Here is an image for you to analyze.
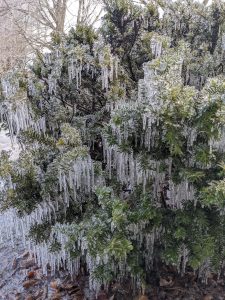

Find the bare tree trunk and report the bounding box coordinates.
[77,0,84,25]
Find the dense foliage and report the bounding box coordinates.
[2,0,225,294]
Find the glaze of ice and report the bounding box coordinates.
[0,131,25,298]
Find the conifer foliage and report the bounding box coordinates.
[1,0,225,294]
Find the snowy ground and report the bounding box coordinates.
[0,130,19,159]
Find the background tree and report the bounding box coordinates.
[0,0,103,72]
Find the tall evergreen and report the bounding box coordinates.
[1,0,225,295]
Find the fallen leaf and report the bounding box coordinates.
[23,279,39,289]
[138,296,149,300]
[159,277,173,287]
[203,295,213,300]
[50,280,61,290]
[27,271,36,279]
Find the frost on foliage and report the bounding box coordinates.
[166,180,195,209]
[0,210,79,275]
[94,43,119,90]
[27,222,162,289]
[56,126,94,203]
[58,155,94,204]
[128,222,163,268]
[0,69,46,141]
[137,46,185,149]
[0,157,93,276]
[47,49,63,94]
[33,225,80,275]
[150,34,170,58]
[1,71,20,99]
[0,101,46,140]
[68,46,85,88]
[138,62,158,106]
[67,43,118,90]
[103,139,195,207]
[203,78,225,153]
[210,130,225,152]
[68,57,82,88]
[102,43,196,208]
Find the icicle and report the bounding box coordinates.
[0,101,46,140]
[198,259,211,284]
[209,128,225,153]
[44,52,52,65]
[114,56,119,79]
[1,71,20,99]
[166,180,195,209]
[101,66,109,90]
[151,37,162,57]
[58,155,94,205]
[68,58,82,88]
[222,34,225,51]
[95,43,118,90]
[178,244,189,276]
[102,137,168,195]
